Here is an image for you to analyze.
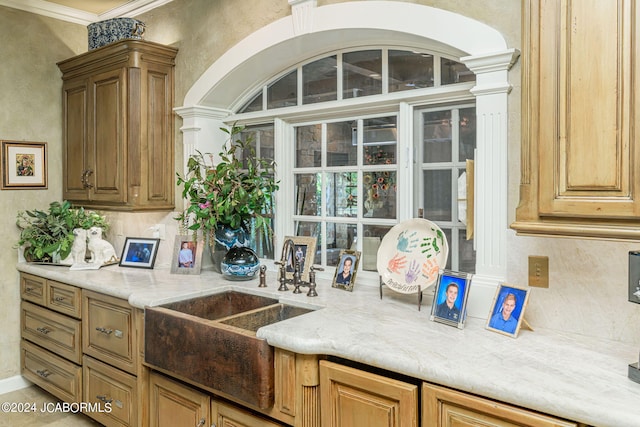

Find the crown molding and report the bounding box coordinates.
[0,0,173,25]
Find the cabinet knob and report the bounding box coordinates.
[81,169,94,189]
[196,418,206,427]
[36,326,51,335]
[54,296,65,302]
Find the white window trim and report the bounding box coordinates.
[175,1,519,318]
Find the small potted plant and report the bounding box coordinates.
[176,124,279,275]
[15,200,109,263]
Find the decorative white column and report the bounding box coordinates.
[174,106,232,175]
[461,48,520,317]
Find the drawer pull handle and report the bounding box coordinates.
[54,296,65,302]
[197,418,206,427]
[25,286,34,292]
[96,395,113,404]
[95,327,113,335]
[36,369,51,378]
[81,169,94,189]
[36,327,51,335]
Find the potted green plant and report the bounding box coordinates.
[176,124,279,272]
[15,200,109,263]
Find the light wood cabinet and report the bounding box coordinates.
[83,289,139,375]
[84,355,138,427]
[57,40,177,211]
[149,371,210,427]
[19,274,83,402]
[513,0,640,239]
[319,360,418,427]
[422,383,579,427]
[212,399,286,427]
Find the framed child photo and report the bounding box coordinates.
[171,236,204,275]
[486,283,530,338]
[282,236,317,282]
[332,250,361,292]
[430,270,472,329]
[119,237,160,269]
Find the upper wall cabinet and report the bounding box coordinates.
[513,0,640,239]
[57,40,178,211]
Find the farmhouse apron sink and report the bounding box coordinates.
[144,291,313,409]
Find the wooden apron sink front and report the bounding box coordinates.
[144,291,313,409]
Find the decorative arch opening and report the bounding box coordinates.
[175,0,519,318]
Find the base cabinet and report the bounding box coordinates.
[148,371,285,427]
[421,383,580,427]
[319,360,418,427]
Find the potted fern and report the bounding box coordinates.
[15,200,109,263]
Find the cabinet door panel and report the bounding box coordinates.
[149,371,210,427]
[320,360,417,427]
[62,79,89,200]
[537,0,639,217]
[91,68,126,203]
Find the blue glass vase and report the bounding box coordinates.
[221,247,260,280]
[209,226,249,274]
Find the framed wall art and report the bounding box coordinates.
[1,140,47,189]
[282,236,317,283]
[486,283,530,338]
[430,270,472,329]
[119,237,160,269]
[171,236,204,275]
[332,249,361,291]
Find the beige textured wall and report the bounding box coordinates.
[0,6,86,379]
[2,0,638,384]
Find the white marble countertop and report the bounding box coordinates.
[16,263,640,427]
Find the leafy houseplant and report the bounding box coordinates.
[16,200,109,262]
[176,124,279,244]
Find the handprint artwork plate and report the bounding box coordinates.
[376,218,449,294]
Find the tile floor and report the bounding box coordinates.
[0,386,100,426]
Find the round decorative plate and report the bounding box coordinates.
[376,218,449,294]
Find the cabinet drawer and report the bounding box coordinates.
[21,301,82,364]
[21,340,82,403]
[48,280,82,318]
[83,355,137,427]
[83,290,137,375]
[20,273,46,306]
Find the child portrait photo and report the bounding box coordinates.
[486,283,530,337]
[430,270,472,328]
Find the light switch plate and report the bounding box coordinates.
[528,255,549,288]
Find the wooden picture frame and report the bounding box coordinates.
[332,249,361,291]
[486,283,530,338]
[430,270,472,329]
[1,140,47,189]
[118,237,160,269]
[170,236,204,275]
[283,235,317,282]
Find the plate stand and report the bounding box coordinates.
[379,275,424,311]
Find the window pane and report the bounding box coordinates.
[388,50,434,92]
[268,69,297,109]
[423,110,452,163]
[364,171,396,219]
[295,173,321,216]
[303,56,337,104]
[326,223,357,265]
[296,124,322,167]
[343,50,382,99]
[423,170,451,221]
[459,107,476,162]
[327,121,357,166]
[441,59,475,85]
[362,225,392,271]
[326,172,358,217]
[295,221,321,265]
[239,92,263,113]
[442,228,452,270]
[363,116,397,165]
[459,229,476,273]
